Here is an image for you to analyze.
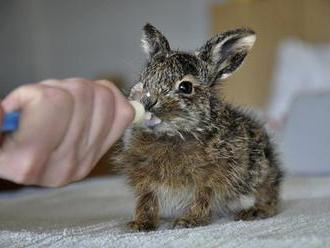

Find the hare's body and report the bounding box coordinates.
[114,24,282,231]
[117,102,281,229]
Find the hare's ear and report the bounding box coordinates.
[196,28,256,84]
[141,23,171,58]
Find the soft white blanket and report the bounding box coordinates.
[0,176,329,248]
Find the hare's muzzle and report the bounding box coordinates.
[144,112,162,127]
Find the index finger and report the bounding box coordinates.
[94,80,134,146]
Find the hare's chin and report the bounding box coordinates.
[144,112,162,127]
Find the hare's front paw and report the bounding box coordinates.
[128,220,157,232]
[173,217,208,229]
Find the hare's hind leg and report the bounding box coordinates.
[233,179,280,221]
[233,201,278,221]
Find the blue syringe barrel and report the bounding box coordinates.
[0,112,20,132]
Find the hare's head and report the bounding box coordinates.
[130,23,256,137]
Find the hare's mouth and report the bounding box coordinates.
[144,111,162,127]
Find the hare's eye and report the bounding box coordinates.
[178,81,193,94]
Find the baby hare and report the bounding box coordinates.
[114,23,282,231]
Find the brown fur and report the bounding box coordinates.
[113,24,282,231]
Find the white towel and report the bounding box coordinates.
[1,176,330,248]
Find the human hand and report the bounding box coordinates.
[0,78,133,187]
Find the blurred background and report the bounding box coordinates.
[1,0,330,188]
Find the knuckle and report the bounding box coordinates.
[40,79,61,85]
[17,84,70,105]
[16,84,43,99]
[94,84,115,105]
[42,87,72,105]
[66,80,92,98]
[94,80,117,93]
[95,79,114,87]
[66,77,89,83]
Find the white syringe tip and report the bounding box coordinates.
[129,100,146,124]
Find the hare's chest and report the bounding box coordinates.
[156,185,195,218]
[141,150,193,182]
[125,129,204,180]
[131,145,195,185]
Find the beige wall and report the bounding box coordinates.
[212,0,330,108]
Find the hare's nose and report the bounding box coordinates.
[141,94,158,111]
